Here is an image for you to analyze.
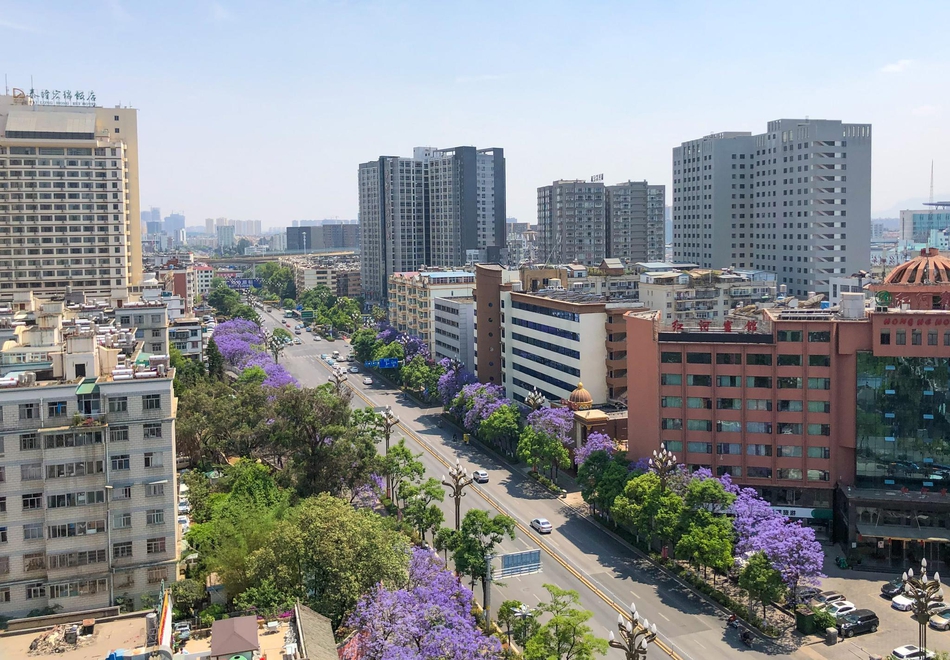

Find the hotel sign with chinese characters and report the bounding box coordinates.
[12,87,97,107]
[669,319,760,333]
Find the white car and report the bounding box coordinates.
[825,601,856,619]
[178,501,190,514]
[891,594,915,611]
[890,645,935,659]
[349,366,359,373]
[362,377,373,385]
[530,518,553,534]
[177,515,189,526]
[472,470,489,483]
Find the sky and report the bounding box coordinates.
[3,0,950,228]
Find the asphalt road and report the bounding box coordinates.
[260,312,800,660]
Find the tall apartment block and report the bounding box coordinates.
[0,299,178,617]
[0,92,143,296]
[672,119,871,297]
[358,146,506,303]
[538,179,665,266]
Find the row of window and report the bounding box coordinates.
[9,566,168,603]
[662,417,830,435]
[512,348,580,378]
[880,329,950,346]
[511,317,579,342]
[511,300,581,323]
[662,440,829,458]
[511,363,576,393]
[660,396,829,413]
[511,332,581,360]
[660,351,830,367]
[12,394,162,421]
[661,373,830,389]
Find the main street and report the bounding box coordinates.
[260,311,802,660]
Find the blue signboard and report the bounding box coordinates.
[225,278,262,289]
[378,358,400,369]
[364,361,379,368]
[498,549,541,578]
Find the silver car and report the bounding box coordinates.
[530,518,553,534]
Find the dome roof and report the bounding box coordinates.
[568,382,593,407]
[884,248,950,285]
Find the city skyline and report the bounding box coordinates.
[3,1,949,230]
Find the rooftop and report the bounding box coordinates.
[0,615,146,660]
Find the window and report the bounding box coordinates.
[777,377,802,389]
[747,467,772,478]
[147,566,168,584]
[19,403,37,420]
[0,526,6,543]
[688,374,713,387]
[47,401,67,417]
[661,396,682,408]
[146,509,165,525]
[746,353,772,366]
[777,445,802,457]
[896,330,906,345]
[113,512,131,529]
[19,433,39,450]
[778,422,803,435]
[717,397,742,410]
[777,354,801,366]
[945,331,950,346]
[807,377,831,390]
[23,523,43,540]
[144,452,163,469]
[716,353,741,365]
[661,418,682,430]
[746,376,772,388]
[807,331,830,342]
[880,331,891,345]
[0,497,4,513]
[0,557,8,574]
[108,397,127,413]
[0,587,9,603]
[113,486,132,500]
[110,426,129,442]
[716,375,741,387]
[686,352,711,364]
[807,400,831,413]
[746,398,772,411]
[21,463,42,480]
[687,419,712,431]
[661,373,682,386]
[808,354,830,367]
[26,582,46,599]
[807,423,831,436]
[662,441,683,452]
[777,330,802,342]
[687,397,711,409]
[929,331,938,346]
[142,394,161,411]
[747,444,772,456]
[686,442,712,454]
[23,552,45,572]
[144,423,162,439]
[21,493,43,511]
[660,352,682,363]
[778,399,803,412]
[717,465,742,478]
[717,443,742,455]
[146,483,165,497]
[807,446,830,459]
[111,454,130,471]
[113,541,133,559]
[746,421,772,434]
[808,469,830,481]
[146,537,166,554]
[778,468,803,480]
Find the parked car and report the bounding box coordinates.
[796,586,822,603]
[927,601,948,616]
[929,605,950,630]
[178,501,191,514]
[891,594,915,611]
[837,609,879,637]
[362,377,373,385]
[294,329,301,335]
[173,622,191,640]
[472,470,489,483]
[811,591,847,609]
[890,645,935,659]
[826,601,857,619]
[530,518,553,534]
[320,354,329,360]
[882,578,906,599]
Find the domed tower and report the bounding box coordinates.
[870,247,950,310]
[567,382,593,411]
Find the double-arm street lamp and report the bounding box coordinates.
[513,603,538,647]
[441,461,474,530]
[609,602,658,660]
[381,406,399,500]
[903,558,942,654]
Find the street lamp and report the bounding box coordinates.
[525,388,546,411]
[513,603,538,647]
[382,406,399,500]
[649,449,678,492]
[441,461,474,531]
[608,602,658,660]
[329,369,348,394]
[903,558,942,653]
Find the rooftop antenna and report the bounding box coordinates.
[929,160,935,247]
[4,74,8,95]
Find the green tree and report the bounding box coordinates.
[433,526,460,563]
[350,327,380,363]
[612,471,684,549]
[452,509,516,601]
[401,355,431,392]
[498,599,523,648]
[371,305,387,322]
[738,552,786,622]
[208,284,241,316]
[675,516,734,580]
[238,365,267,386]
[205,337,225,381]
[400,477,445,542]
[524,584,608,660]
[383,439,425,507]
[230,303,260,324]
[518,426,570,480]
[170,346,206,393]
[576,452,631,516]
[481,404,522,455]
[170,579,205,618]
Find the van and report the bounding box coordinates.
[837,609,879,638]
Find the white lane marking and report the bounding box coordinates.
[658,612,670,622]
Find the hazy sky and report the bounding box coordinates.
[3,0,949,227]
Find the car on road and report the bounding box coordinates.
[811,591,847,609]
[837,609,879,637]
[293,338,302,345]
[930,605,950,630]
[530,518,553,534]
[349,366,359,373]
[881,577,906,599]
[295,329,301,335]
[891,594,915,611]
[890,645,935,659]
[795,587,822,604]
[173,622,191,640]
[320,354,328,360]
[472,470,489,483]
[327,358,335,365]
[362,377,373,385]
[825,600,857,619]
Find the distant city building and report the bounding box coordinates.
[359,146,506,303]
[672,119,872,297]
[286,224,359,252]
[215,225,236,249]
[870,221,885,240]
[204,218,215,235]
[292,219,358,227]
[145,221,163,235]
[267,233,288,252]
[164,212,185,234]
[899,204,950,243]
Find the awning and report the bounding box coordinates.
[75,379,99,395]
[857,523,950,543]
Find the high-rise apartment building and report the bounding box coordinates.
[163,213,185,234]
[215,225,235,249]
[0,92,143,295]
[538,179,665,266]
[359,146,506,303]
[672,119,871,297]
[204,218,215,235]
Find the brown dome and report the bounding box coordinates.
[884,248,950,285]
[568,382,593,408]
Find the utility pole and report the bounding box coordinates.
[382,406,399,500]
[483,554,494,622]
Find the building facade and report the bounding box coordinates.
[388,270,475,352]
[637,267,776,324]
[0,300,178,617]
[672,119,871,297]
[899,205,950,243]
[215,225,235,250]
[433,296,475,374]
[0,92,143,296]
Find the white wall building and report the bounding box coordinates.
[432,296,475,374]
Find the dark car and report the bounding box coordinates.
[837,609,879,638]
[881,577,905,599]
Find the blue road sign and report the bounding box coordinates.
[378,358,400,369]
[498,549,541,578]
[364,361,379,368]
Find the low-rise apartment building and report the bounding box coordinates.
[389,270,475,351]
[433,296,475,373]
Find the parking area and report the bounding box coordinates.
[810,555,949,659]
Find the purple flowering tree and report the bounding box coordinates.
[376,324,400,346]
[450,383,509,435]
[436,358,476,407]
[732,487,781,555]
[526,407,573,446]
[574,431,614,466]
[399,334,430,363]
[212,318,298,388]
[347,548,501,660]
